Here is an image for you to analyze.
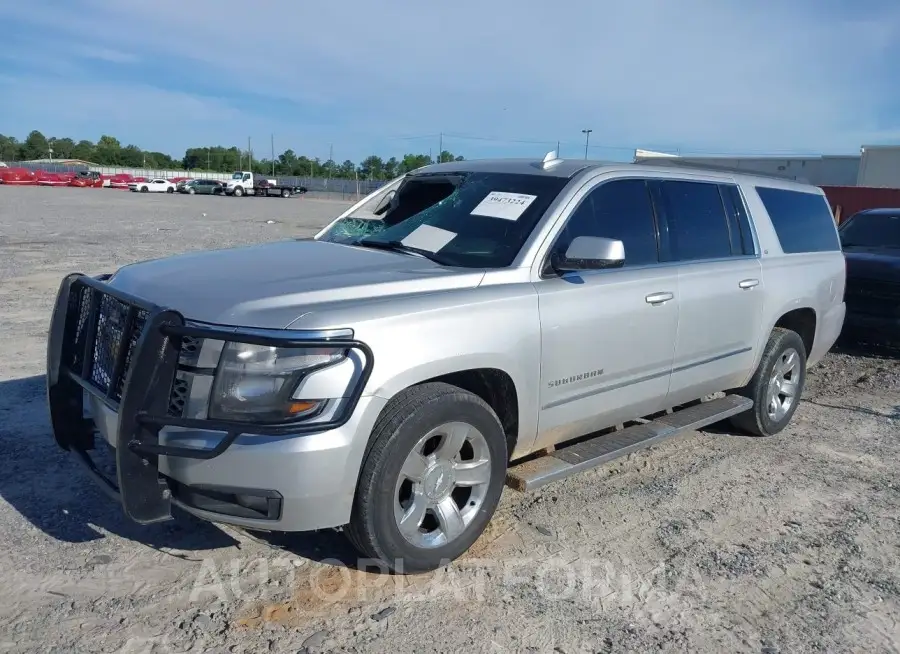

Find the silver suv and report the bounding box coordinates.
[47,153,846,572]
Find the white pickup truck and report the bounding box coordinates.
[47,153,845,573]
[223,170,307,198]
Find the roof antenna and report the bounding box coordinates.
[536,149,562,170]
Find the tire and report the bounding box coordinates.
[140,186,148,193]
[188,187,196,195]
[166,187,174,193]
[346,382,508,574]
[233,186,244,197]
[281,188,290,198]
[729,327,807,437]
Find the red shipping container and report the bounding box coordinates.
[820,185,900,224]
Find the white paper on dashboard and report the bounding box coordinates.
[470,191,537,221]
[400,224,457,252]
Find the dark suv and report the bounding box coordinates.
[838,208,900,345]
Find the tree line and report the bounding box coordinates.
[0,131,466,180]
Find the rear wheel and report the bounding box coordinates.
[346,382,508,573]
[166,187,174,193]
[281,188,291,198]
[730,327,807,437]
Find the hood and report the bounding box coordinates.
[107,239,483,328]
[843,246,900,282]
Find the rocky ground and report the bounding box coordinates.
[1,186,898,653]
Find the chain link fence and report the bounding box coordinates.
[2,161,389,201]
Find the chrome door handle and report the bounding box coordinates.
[645,292,674,305]
[739,278,760,289]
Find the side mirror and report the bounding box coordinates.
[552,236,625,272]
[373,189,397,216]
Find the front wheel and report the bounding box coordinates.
[188,187,196,195]
[730,327,807,437]
[166,187,174,193]
[233,186,244,197]
[346,382,508,573]
[140,186,148,193]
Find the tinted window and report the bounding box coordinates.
[839,212,900,248]
[658,180,733,261]
[554,179,659,265]
[721,184,756,255]
[755,186,840,253]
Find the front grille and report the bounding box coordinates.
[63,282,198,410]
[168,374,192,417]
[846,278,900,318]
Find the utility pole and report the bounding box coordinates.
[248,137,253,171]
[581,129,592,160]
[438,132,443,163]
[556,140,560,156]
[207,148,210,171]
[271,133,275,175]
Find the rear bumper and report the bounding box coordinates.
[47,273,376,531]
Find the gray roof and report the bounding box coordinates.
[411,157,611,178]
[410,156,819,189]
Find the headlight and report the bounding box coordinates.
[209,342,345,423]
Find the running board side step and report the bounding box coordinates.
[505,394,753,492]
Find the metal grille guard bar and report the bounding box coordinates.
[47,272,374,523]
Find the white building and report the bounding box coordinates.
[633,148,860,187]
[856,145,900,188]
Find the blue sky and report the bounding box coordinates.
[1,0,899,164]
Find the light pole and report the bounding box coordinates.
[581,129,592,160]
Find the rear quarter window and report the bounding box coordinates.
[754,186,840,254]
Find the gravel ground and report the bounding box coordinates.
[1,185,898,654]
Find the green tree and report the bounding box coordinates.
[358,155,385,180]
[21,130,49,160]
[49,137,75,159]
[399,153,432,173]
[94,135,123,165]
[0,134,19,161]
[72,140,96,161]
[5,130,467,175]
[384,156,399,179]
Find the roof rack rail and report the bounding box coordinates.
[632,156,809,183]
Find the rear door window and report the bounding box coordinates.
[656,180,734,261]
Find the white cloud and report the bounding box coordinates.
[2,0,900,157]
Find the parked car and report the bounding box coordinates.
[838,208,900,346]
[0,167,37,185]
[46,154,846,573]
[36,171,73,186]
[129,178,176,193]
[180,179,225,195]
[108,174,135,190]
[69,170,105,188]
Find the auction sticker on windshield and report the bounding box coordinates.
[401,224,457,252]
[471,191,537,221]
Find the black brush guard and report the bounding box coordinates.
[46,273,373,524]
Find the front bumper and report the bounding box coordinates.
[47,273,376,530]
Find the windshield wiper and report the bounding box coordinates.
[353,239,451,265]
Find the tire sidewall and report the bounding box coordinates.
[363,393,507,572]
[754,331,807,435]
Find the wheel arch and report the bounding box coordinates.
[370,359,524,461]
